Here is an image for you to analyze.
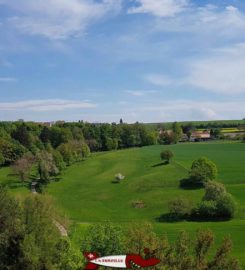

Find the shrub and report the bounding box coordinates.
[192,183,236,220]
[168,197,192,219]
[131,200,145,209]
[160,150,174,164]
[203,181,226,201]
[193,201,217,219]
[190,157,218,185]
[216,194,236,219]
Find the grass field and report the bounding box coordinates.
[1,141,245,265]
[45,142,245,221]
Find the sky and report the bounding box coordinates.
[0,0,245,123]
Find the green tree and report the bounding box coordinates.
[50,127,72,148]
[40,126,51,144]
[126,223,159,255]
[190,157,218,185]
[57,143,74,165]
[54,238,83,270]
[0,139,26,164]
[12,124,32,148]
[53,150,66,171]
[72,126,84,141]
[203,181,226,201]
[21,195,60,269]
[145,132,157,145]
[160,149,174,163]
[37,151,59,182]
[80,142,91,159]
[193,181,236,220]
[216,194,236,219]
[194,201,217,219]
[172,122,183,143]
[82,223,125,256]
[0,187,23,269]
[105,138,118,151]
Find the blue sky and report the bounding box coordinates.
[0,0,245,123]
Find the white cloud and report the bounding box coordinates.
[153,4,245,38]
[128,0,188,17]
[1,0,121,39]
[187,43,245,94]
[0,77,16,82]
[145,74,173,86]
[0,99,96,111]
[125,90,158,96]
[127,99,245,121]
[145,42,245,94]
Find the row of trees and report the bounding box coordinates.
[0,188,240,269]
[11,140,90,184]
[0,121,158,168]
[82,222,240,270]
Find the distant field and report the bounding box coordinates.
[1,142,245,266]
[145,119,245,130]
[196,128,245,134]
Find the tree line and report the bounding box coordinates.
[0,121,160,184]
[0,121,158,166]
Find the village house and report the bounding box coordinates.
[190,130,211,142]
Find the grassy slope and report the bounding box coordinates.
[1,142,245,265]
[47,142,245,221]
[0,167,30,197]
[47,142,245,266]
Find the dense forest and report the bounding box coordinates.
[0,121,158,166]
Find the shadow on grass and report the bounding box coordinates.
[111,180,121,184]
[156,213,232,223]
[155,213,186,223]
[152,161,168,167]
[188,216,232,222]
[179,178,204,190]
[52,177,62,182]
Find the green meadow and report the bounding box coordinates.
[1,141,245,265]
[47,142,245,266]
[46,142,245,221]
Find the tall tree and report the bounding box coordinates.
[11,153,34,184]
[190,157,218,185]
[172,122,183,143]
[82,223,125,256]
[37,151,59,182]
[0,187,23,269]
[12,124,32,148]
